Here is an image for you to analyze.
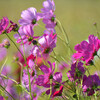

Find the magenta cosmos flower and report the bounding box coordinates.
[19,7,41,26]
[67,61,85,82]
[46,72,64,98]
[0,17,9,34]
[6,20,18,33]
[0,17,18,34]
[14,24,39,44]
[82,74,100,96]
[73,35,100,65]
[36,61,55,86]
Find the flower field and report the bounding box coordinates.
[0,0,100,100]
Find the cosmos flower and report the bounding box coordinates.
[6,21,18,33]
[14,24,39,44]
[38,32,57,56]
[67,61,85,82]
[73,35,100,65]
[36,61,55,86]
[0,17,9,34]
[19,7,40,26]
[41,0,56,33]
[46,72,64,98]
[82,74,100,96]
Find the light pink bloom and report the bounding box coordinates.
[14,24,39,44]
[19,7,41,26]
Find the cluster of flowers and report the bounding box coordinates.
[0,0,100,100]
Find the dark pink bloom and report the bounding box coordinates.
[26,54,36,68]
[14,24,39,44]
[6,21,18,33]
[36,61,55,86]
[67,61,85,82]
[46,72,64,98]
[82,74,100,96]
[53,85,63,97]
[73,35,100,65]
[0,17,9,34]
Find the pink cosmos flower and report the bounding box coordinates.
[19,7,40,26]
[73,35,100,65]
[36,61,55,86]
[82,74,100,96]
[6,21,18,33]
[36,62,64,98]
[14,24,39,44]
[41,0,56,33]
[0,17,18,34]
[26,54,36,68]
[46,72,64,98]
[38,32,57,56]
[67,61,85,82]
[0,17,9,34]
[41,0,55,13]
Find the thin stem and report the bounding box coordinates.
[17,32,32,100]
[0,84,15,100]
[56,18,73,53]
[94,90,97,100]
[0,74,18,84]
[5,33,24,58]
[94,23,100,38]
[0,57,8,74]
[49,79,52,100]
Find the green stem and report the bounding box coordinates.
[17,32,32,100]
[17,32,25,85]
[6,33,32,99]
[0,57,8,74]
[0,84,15,100]
[94,90,97,100]
[5,33,24,58]
[0,74,18,84]
[56,18,73,53]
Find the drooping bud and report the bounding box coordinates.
[2,39,10,49]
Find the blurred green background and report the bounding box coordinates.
[0,0,100,74]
